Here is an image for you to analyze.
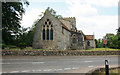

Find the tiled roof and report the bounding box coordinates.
[85,35,94,40]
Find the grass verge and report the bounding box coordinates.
[91,67,120,75]
[85,48,119,51]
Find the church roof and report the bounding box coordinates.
[61,22,70,31]
[85,35,94,40]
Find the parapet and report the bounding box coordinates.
[63,17,76,20]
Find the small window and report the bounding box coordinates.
[72,34,77,43]
[87,41,90,46]
[73,38,76,43]
[47,19,49,21]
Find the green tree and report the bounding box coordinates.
[109,35,119,49]
[108,28,120,49]
[2,1,29,46]
[24,20,38,47]
[116,27,120,49]
[40,7,62,19]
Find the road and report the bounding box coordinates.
[1,55,119,73]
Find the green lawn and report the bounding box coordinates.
[92,67,120,75]
[85,48,119,51]
[3,47,120,51]
[7,47,48,51]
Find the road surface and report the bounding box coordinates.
[1,55,119,73]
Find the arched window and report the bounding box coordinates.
[43,29,45,40]
[72,34,77,43]
[42,19,53,40]
[47,28,49,40]
[73,38,76,43]
[87,41,90,46]
[50,28,53,40]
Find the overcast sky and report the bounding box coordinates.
[20,0,119,39]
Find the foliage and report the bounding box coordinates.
[95,27,120,49]
[107,28,120,49]
[2,41,6,49]
[95,39,105,48]
[92,67,120,74]
[2,1,29,49]
[41,7,63,19]
[85,48,119,51]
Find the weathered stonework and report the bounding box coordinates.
[32,9,96,50]
[2,50,120,56]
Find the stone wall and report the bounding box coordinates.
[32,10,63,50]
[2,50,120,56]
[71,31,84,50]
[85,40,95,49]
[62,28,71,50]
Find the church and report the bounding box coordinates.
[32,9,96,50]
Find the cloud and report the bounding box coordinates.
[65,0,118,39]
[20,0,118,39]
[29,0,67,3]
[20,9,44,28]
[85,0,119,7]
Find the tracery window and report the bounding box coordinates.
[42,19,53,40]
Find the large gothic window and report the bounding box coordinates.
[42,19,53,40]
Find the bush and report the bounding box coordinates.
[18,42,27,49]
[2,43,7,49]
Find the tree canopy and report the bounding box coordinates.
[2,1,29,48]
[95,27,120,49]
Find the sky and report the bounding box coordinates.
[20,0,119,39]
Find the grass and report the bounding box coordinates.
[85,48,119,51]
[92,67,120,75]
[7,47,49,51]
[3,47,120,51]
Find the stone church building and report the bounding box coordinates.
[32,9,96,50]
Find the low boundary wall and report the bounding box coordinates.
[1,50,120,56]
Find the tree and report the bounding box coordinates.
[2,1,29,46]
[108,28,120,49]
[40,7,62,19]
[24,20,38,47]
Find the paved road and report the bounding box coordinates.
[1,55,119,73]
